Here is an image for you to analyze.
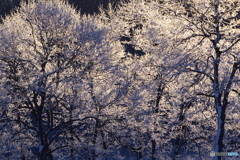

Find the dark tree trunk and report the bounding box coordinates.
[151,139,156,160]
[152,79,164,160]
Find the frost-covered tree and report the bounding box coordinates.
[1,0,239,159]
[162,0,240,159]
[0,0,119,159]
[98,0,185,159]
[99,0,240,159]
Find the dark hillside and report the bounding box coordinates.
[0,0,120,22]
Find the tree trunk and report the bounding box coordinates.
[151,140,156,160]
[152,80,164,160]
[69,109,74,160]
[213,105,226,160]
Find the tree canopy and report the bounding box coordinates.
[0,0,239,160]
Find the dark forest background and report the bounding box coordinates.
[0,0,120,20]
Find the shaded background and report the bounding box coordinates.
[0,0,121,21]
